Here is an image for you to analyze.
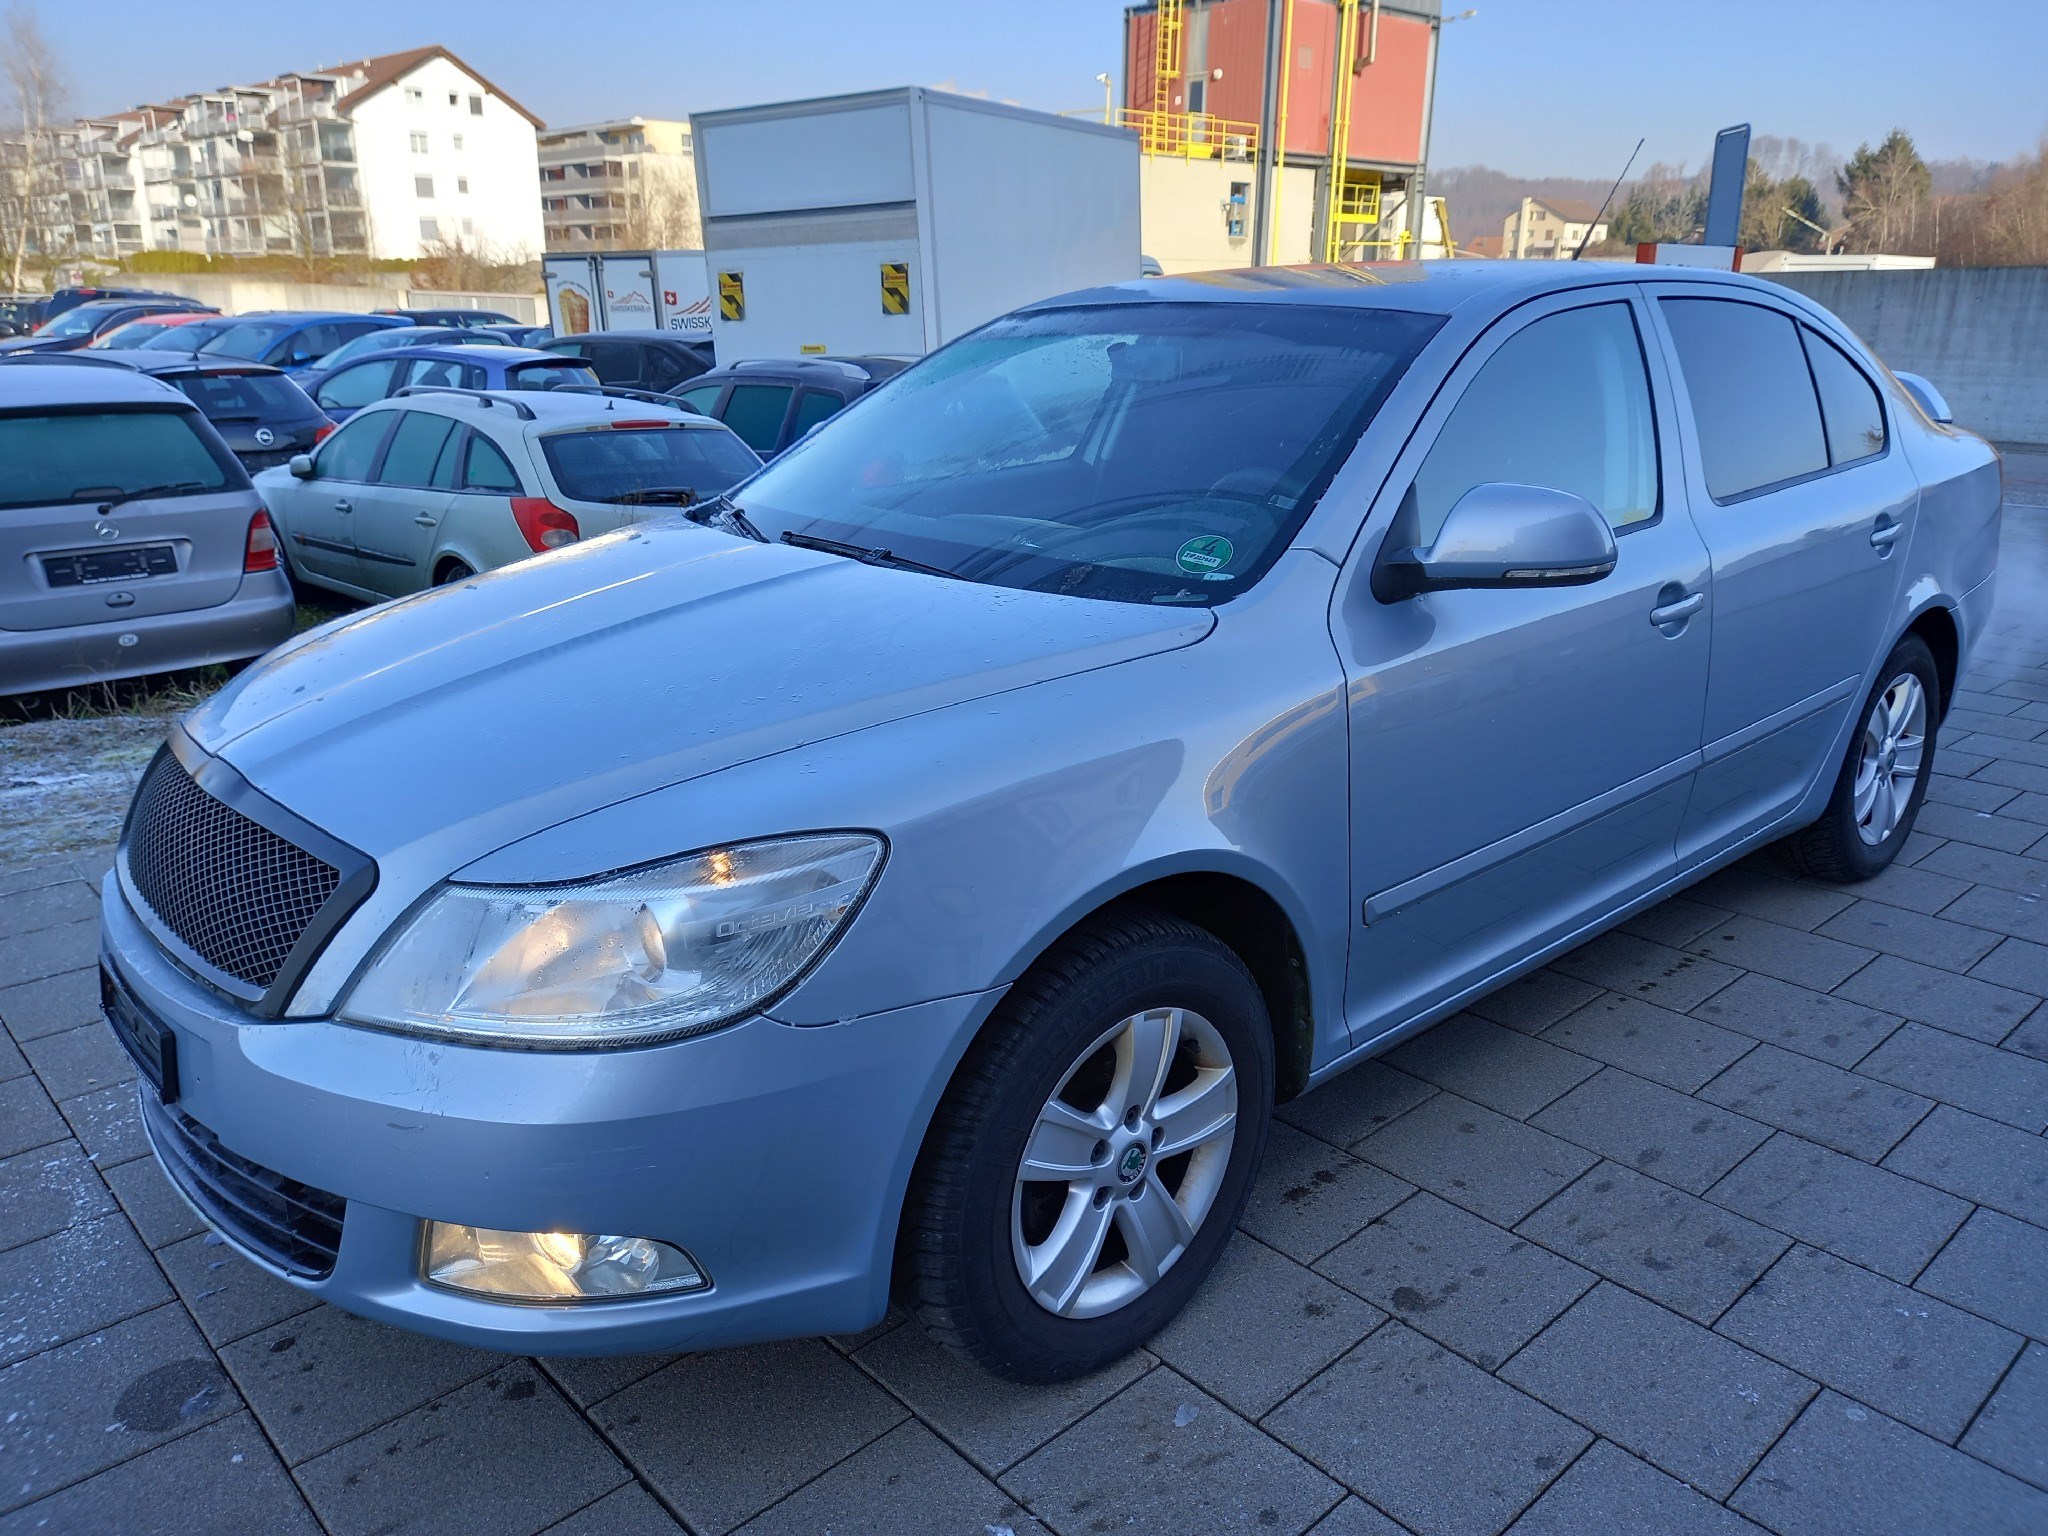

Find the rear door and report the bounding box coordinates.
[348,409,462,598]
[273,410,395,587]
[717,380,797,455]
[0,404,251,633]
[1648,290,1918,863]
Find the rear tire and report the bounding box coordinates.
[898,908,1272,1382]
[1783,633,1939,882]
[433,558,475,586]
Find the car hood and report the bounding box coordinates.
[187,522,1214,866]
[0,335,78,353]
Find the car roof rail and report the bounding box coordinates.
[390,384,536,421]
[554,383,688,410]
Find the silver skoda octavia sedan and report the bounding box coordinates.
[99,262,2000,1381]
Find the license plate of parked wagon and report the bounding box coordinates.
[43,544,178,587]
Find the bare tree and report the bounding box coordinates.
[1,3,72,292]
[620,161,700,249]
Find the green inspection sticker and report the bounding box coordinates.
[1176,535,1235,575]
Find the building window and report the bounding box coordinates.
[457,176,469,194]
[420,217,440,241]
[415,175,434,198]
[469,94,484,115]
[448,92,459,106]
[410,132,429,154]
[405,87,423,104]
[452,134,464,152]
[461,217,473,236]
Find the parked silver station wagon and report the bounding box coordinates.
[99,262,2000,1381]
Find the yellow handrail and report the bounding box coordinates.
[1111,107,1259,160]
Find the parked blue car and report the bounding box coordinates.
[301,344,600,421]
[195,312,411,375]
[98,261,2000,1382]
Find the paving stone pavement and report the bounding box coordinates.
[2,494,2046,1535]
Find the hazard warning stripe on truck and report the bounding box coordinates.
[718,270,745,321]
[880,262,910,315]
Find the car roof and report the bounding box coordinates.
[358,385,715,429]
[694,357,877,385]
[349,344,570,366]
[556,330,705,346]
[122,357,289,377]
[0,359,185,408]
[1033,258,1785,320]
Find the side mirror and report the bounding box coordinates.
[1893,371,1953,426]
[1378,483,1617,599]
[288,454,315,479]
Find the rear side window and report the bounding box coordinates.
[1801,328,1886,466]
[174,372,316,420]
[582,343,641,384]
[1660,298,1828,502]
[314,360,399,411]
[788,389,846,442]
[675,385,722,416]
[315,413,390,480]
[378,412,459,487]
[507,361,600,391]
[1410,301,1658,542]
[721,384,794,452]
[540,425,761,503]
[0,408,237,509]
[462,433,522,492]
[405,357,477,391]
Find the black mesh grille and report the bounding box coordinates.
[142,1094,345,1278]
[125,751,341,990]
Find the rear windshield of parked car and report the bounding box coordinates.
[198,323,292,362]
[0,408,238,509]
[540,425,760,504]
[731,301,1444,605]
[507,360,600,391]
[171,371,318,421]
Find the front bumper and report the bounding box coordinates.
[102,877,995,1355]
[1,571,295,697]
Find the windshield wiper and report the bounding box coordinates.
[678,492,767,542]
[74,481,208,509]
[778,530,960,581]
[615,484,703,506]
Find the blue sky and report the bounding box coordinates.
[41,0,2048,176]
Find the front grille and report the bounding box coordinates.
[124,750,341,991]
[142,1093,345,1278]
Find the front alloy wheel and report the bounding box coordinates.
[1012,1006,1238,1319]
[900,909,1272,1381]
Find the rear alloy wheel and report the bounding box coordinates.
[1784,633,1939,881]
[900,909,1272,1381]
[433,558,475,586]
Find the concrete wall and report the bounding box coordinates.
[139,274,541,322]
[1764,266,2048,447]
[1140,158,1317,274]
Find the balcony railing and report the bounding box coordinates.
[1106,108,1258,161]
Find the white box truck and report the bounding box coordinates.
[543,251,712,339]
[691,87,1140,364]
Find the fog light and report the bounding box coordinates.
[423,1223,708,1302]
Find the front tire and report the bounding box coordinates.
[1783,633,1939,881]
[899,908,1273,1382]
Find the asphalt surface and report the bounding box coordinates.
[2,463,2045,1536]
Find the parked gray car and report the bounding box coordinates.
[98,262,2000,1381]
[1,362,296,697]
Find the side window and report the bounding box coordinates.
[314,359,397,411]
[1659,298,1828,502]
[721,384,795,452]
[405,357,470,390]
[336,320,383,344]
[429,425,467,489]
[584,343,641,385]
[293,324,342,362]
[675,385,723,416]
[1801,327,1886,466]
[789,389,845,440]
[462,433,522,493]
[312,412,390,481]
[1410,301,1658,542]
[376,411,458,487]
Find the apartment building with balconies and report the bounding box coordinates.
[537,117,698,251]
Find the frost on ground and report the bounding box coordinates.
[0,716,166,862]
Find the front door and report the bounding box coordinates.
[1333,289,1713,1044]
[277,411,393,588]
[1648,291,1918,863]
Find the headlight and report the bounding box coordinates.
[339,833,883,1047]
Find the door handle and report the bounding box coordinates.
[1649,591,1705,626]
[413,514,438,529]
[333,499,352,514]
[1870,519,1903,548]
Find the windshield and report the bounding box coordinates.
[730,302,1442,605]
[139,319,229,352]
[508,361,599,391]
[0,408,238,508]
[541,424,761,504]
[88,320,183,349]
[35,307,117,340]
[171,371,318,420]
[199,322,291,361]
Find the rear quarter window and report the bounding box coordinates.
[0,408,240,508]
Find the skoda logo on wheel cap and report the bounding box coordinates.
[1115,1144,1148,1185]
